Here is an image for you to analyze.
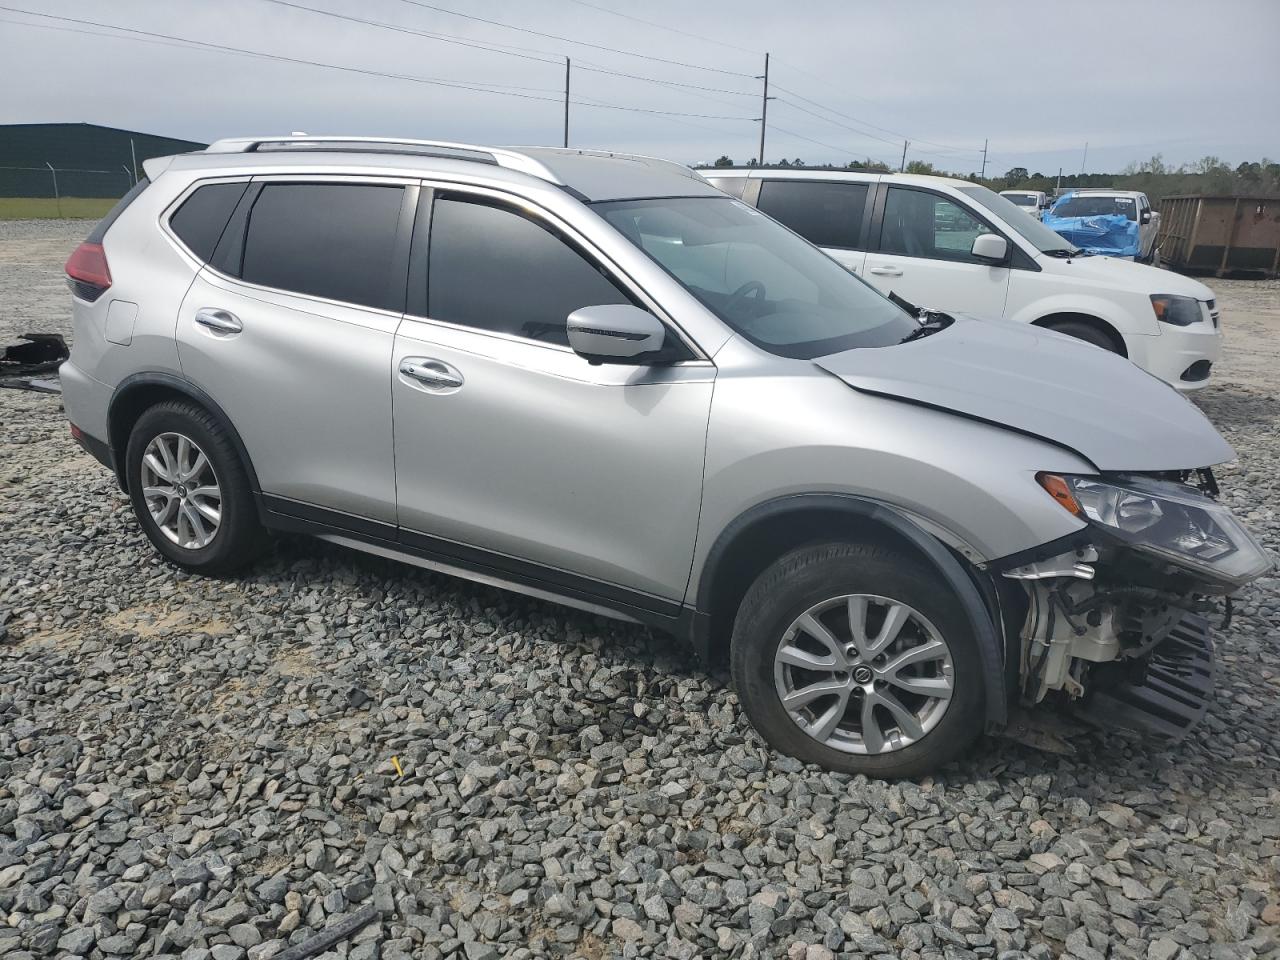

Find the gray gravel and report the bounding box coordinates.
[2,219,1278,960]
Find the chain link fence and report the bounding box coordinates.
[0,162,138,212]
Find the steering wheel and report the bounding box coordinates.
[726,280,766,312]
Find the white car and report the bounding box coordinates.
[999,189,1048,219]
[704,169,1220,390]
[1045,189,1161,262]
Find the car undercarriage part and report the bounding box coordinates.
[0,332,67,393]
[1004,543,1220,740]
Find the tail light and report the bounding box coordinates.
[65,242,112,301]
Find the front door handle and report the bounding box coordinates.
[868,266,903,277]
[399,357,464,392]
[194,308,243,334]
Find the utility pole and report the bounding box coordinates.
[900,139,909,172]
[1056,167,1062,193]
[980,139,988,179]
[756,52,771,167]
[563,57,570,148]
[1080,141,1088,175]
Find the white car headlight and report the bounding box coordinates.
[1037,473,1271,587]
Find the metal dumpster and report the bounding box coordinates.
[1157,195,1280,278]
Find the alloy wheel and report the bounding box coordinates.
[140,432,222,549]
[772,594,954,754]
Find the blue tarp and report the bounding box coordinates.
[1042,192,1142,257]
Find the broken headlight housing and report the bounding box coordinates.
[1038,473,1272,588]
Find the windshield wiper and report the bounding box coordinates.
[1043,247,1088,259]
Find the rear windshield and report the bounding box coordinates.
[1051,195,1137,221]
[86,177,150,243]
[1003,193,1037,206]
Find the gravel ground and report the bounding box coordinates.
[2,219,1278,960]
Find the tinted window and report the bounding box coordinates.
[428,195,632,346]
[170,182,249,262]
[879,187,995,263]
[757,180,867,248]
[596,197,915,359]
[241,183,404,311]
[704,176,747,199]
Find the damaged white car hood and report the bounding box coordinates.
[816,316,1234,472]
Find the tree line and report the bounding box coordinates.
[701,154,1280,204]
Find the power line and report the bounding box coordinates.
[767,123,893,168]
[562,0,761,57]
[0,7,755,122]
[387,0,756,78]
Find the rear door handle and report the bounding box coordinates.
[399,357,464,392]
[194,307,243,334]
[868,266,903,277]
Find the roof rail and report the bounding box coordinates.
[202,136,564,184]
[510,145,704,183]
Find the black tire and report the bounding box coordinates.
[1044,319,1121,353]
[125,399,266,575]
[730,541,984,779]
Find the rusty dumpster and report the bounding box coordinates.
[1156,195,1280,278]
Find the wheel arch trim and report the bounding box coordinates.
[107,371,262,496]
[692,493,1009,729]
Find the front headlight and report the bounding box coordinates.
[1151,294,1202,327]
[1037,473,1272,587]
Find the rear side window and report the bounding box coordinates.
[169,182,249,262]
[86,177,150,243]
[427,194,632,346]
[240,183,404,311]
[757,180,867,249]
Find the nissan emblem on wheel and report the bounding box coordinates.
[60,136,1272,778]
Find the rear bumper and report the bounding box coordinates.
[58,360,113,442]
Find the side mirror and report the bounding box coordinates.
[567,304,666,364]
[1140,210,1152,224]
[971,233,1009,263]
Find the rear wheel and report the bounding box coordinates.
[730,541,984,778]
[125,400,266,575]
[1044,319,1121,353]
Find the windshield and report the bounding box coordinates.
[594,196,917,359]
[1003,192,1037,206]
[1050,195,1138,221]
[959,184,1075,253]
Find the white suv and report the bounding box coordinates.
[705,170,1221,390]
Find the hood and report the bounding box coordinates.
[816,316,1234,472]
[1038,252,1215,299]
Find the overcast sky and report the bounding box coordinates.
[3,0,1278,176]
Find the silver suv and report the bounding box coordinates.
[60,136,1270,777]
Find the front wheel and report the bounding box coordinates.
[730,541,984,778]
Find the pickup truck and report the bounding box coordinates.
[1044,189,1160,262]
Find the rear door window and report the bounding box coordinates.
[757,180,868,249]
[169,182,249,262]
[240,183,405,311]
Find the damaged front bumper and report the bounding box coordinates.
[996,471,1271,742]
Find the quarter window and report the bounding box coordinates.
[879,188,996,263]
[427,195,633,346]
[240,183,405,311]
[757,180,867,249]
[169,182,249,263]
